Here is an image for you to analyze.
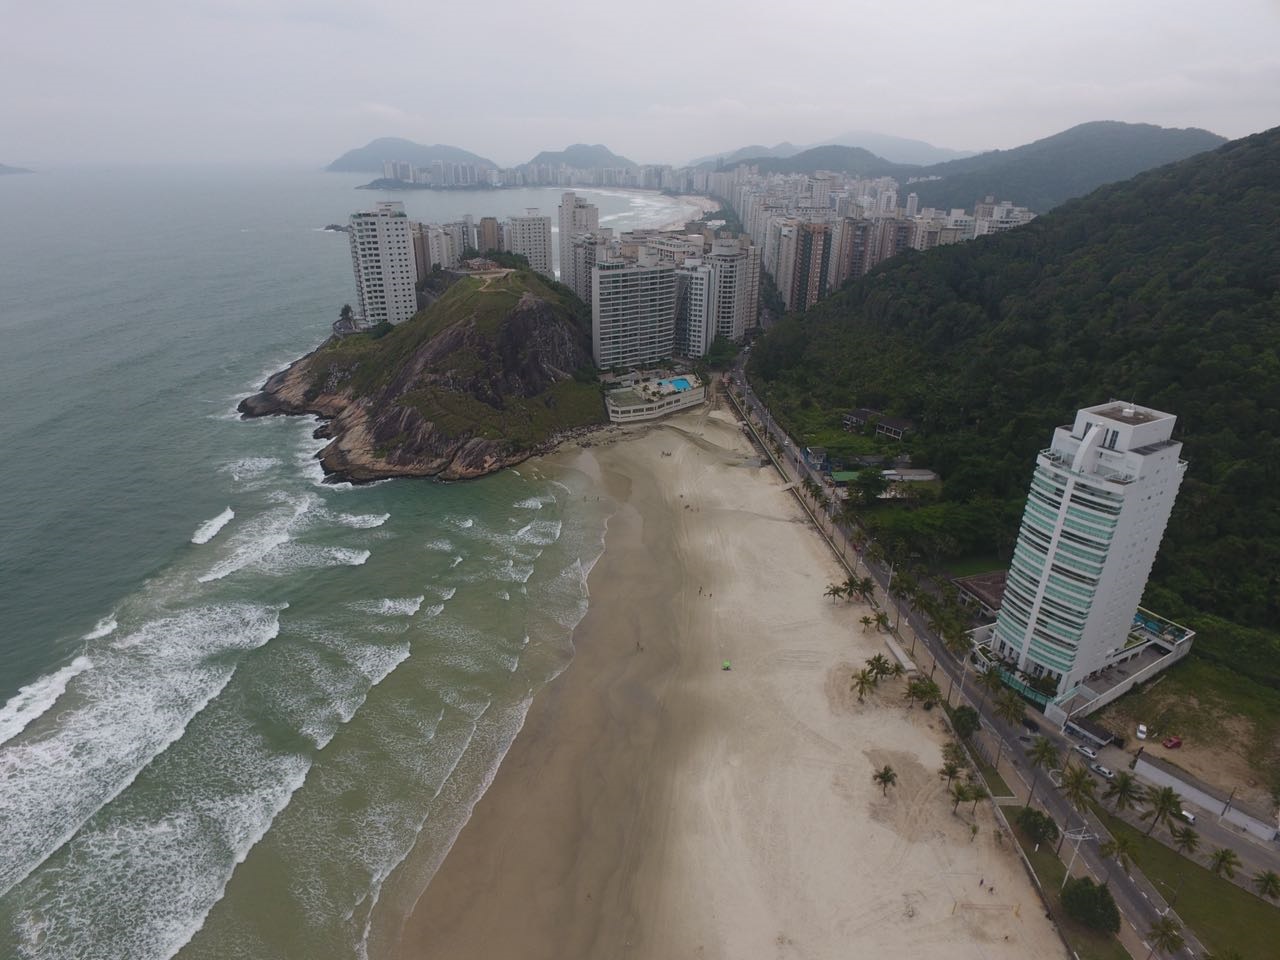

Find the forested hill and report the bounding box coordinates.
[749,126,1280,684]
[737,122,1224,212]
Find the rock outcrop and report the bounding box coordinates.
[239,270,604,482]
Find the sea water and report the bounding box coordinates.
[0,168,699,959]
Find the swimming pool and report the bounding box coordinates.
[660,377,692,391]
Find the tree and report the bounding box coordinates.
[1014,806,1059,845]
[1026,736,1060,807]
[1102,771,1146,814]
[338,303,354,324]
[1254,869,1280,900]
[968,780,988,813]
[994,689,1024,728]
[1171,825,1199,857]
[950,780,972,813]
[873,764,898,796]
[1141,786,1183,837]
[977,662,1005,710]
[874,610,891,632]
[853,467,889,505]
[1061,876,1121,934]
[939,760,962,785]
[1208,846,1241,879]
[905,677,942,709]
[865,654,893,680]
[1099,834,1138,882]
[852,668,878,702]
[859,614,875,632]
[824,582,845,602]
[951,705,980,740]
[1144,915,1184,959]
[1057,761,1097,853]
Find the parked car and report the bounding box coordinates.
[1090,763,1115,780]
[1074,744,1099,761]
[1179,809,1196,825]
[1022,718,1041,734]
[1162,735,1183,749]
[1136,723,1148,740]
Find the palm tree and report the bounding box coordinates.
[874,610,891,632]
[866,653,892,680]
[1099,834,1138,882]
[852,668,877,702]
[1208,846,1241,879]
[859,614,875,632]
[1102,771,1147,814]
[873,764,897,796]
[824,582,845,602]
[977,663,1005,710]
[1254,868,1280,900]
[1141,786,1183,837]
[968,781,988,814]
[994,689,1024,728]
[338,303,354,325]
[1056,761,1097,853]
[887,660,906,680]
[950,780,971,813]
[939,760,962,785]
[1171,825,1199,857]
[1026,736,1060,807]
[1144,915,1184,959]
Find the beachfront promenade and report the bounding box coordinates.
[722,364,1219,960]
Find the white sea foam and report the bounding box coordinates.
[333,511,390,529]
[191,507,235,545]
[197,494,315,582]
[253,544,371,577]
[450,555,463,568]
[81,615,118,640]
[9,719,311,960]
[513,496,552,510]
[453,517,474,529]
[0,602,283,898]
[219,456,280,483]
[0,655,93,747]
[424,538,455,553]
[348,596,426,617]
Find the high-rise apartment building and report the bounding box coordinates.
[993,402,1187,697]
[592,252,676,368]
[348,201,418,325]
[558,191,599,292]
[504,210,554,279]
[706,239,752,342]
[788,221,830,312]
[674,259,714,358]
[477,216,503,254]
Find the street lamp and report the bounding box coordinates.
[1061,826,1097,889]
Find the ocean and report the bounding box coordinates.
[0,168,702,959]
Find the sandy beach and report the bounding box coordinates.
[656,194,724,231]
[395,401,1067,959]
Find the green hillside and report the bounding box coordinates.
[326,138,495,173]
[749,127,1280,685]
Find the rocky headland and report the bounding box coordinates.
[239,269,605,482]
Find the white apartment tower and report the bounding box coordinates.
[994,402,1186,697]
[592,252,676,368]
[504,210,554,279]
[348,201,418,325]
[674,260,714,358]
[558,191,599,293]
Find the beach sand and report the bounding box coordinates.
[395,403,1067,960]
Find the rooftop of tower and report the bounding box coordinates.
[1085,401,1172,426]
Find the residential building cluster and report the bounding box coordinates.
[556,192,760,369]
[377,157,716,192]
[707,167,1034,311]
[346,194,761,371]
[381,159,498,187]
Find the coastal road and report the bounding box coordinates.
[723,367,1206,959]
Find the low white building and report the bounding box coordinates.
[604,374,705,423]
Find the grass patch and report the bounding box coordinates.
[1094,806,1280,957]
[1011,825,1130,960]
[1095,656,1280,800]
[975,756,1013,798]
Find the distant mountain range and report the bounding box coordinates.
[0,163,33,175]
[733,122,1227,212]
[326,138,496,173]
[521,143,637,169]
[689,131,974,168]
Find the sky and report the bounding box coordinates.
[4,0,1279,168]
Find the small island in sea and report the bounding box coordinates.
[238,268,605,482]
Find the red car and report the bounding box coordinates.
[1162,736,1183,749]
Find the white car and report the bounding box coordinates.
[1090,762,1115,780]
[1074,744,1099,761]
[1136,723,1148,740]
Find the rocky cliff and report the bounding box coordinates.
[239,270,604,482]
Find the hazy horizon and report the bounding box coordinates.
[5,0,1279,168]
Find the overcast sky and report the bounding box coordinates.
[5,0,1278,167]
